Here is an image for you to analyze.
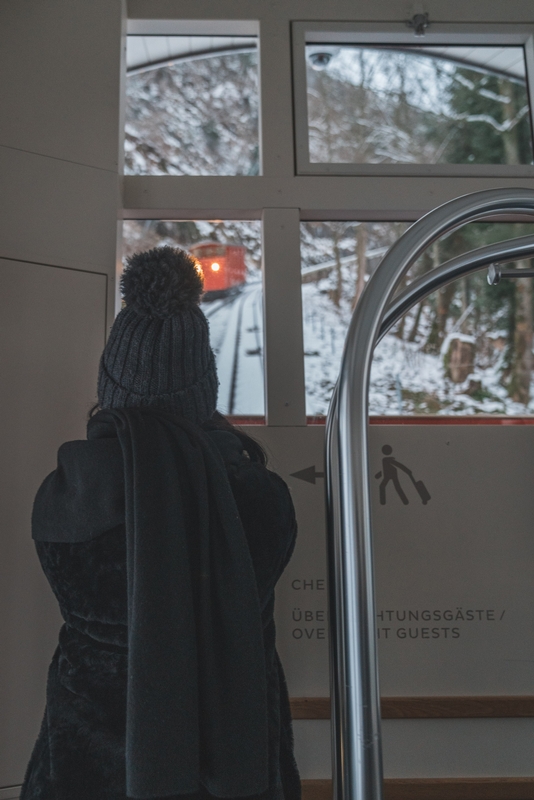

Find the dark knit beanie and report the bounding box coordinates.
[97,246,218,423]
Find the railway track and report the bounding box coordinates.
[227,294,246,415]
[201,284,263,415]
[202,293,241,319]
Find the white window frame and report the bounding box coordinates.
[124,4,534,426]
[292,21,534,177]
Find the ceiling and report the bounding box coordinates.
[127,36,526,83]
[414,45,526,80]
[306,44,527,81]
[127,35,257,73]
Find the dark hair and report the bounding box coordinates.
[201,411,267,465]
[88,404,266,465]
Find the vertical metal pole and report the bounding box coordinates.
[326,189,534,800]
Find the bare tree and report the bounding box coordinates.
[408,301,425,342]
[330,225,344,308]
[353,223,367,308]
[509,267,533,404]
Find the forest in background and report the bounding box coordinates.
[125,51,259,176]
[304,47,534,411]
[307,46,532,165]
[300,222,534,415]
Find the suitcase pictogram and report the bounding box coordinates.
[375,445,431,506]
[412,478,431,505]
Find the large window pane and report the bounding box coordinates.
[301,221,534,416]
[126,36,259,175]
[306,46,533,165]
[123,221,264,416]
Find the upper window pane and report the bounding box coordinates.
[306,45,533,165]
[125,36,259,175]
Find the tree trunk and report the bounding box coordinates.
[460,278,470,333]
[408,301,424,342]
[331,230,343,308]
[425,281,455,353]
[424,241,456,353]
[446,338,475,383]
[353,223,367,309]
[396,311,406,340]
[509,270,533,405]
[499,78,520,165]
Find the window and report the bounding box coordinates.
[123,16,534,424]
[125,35,259,175]
[301,221,534,416]
[306,46,532,166]
[293,23,534,176]
[123,220,264,416]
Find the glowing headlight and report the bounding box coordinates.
[211,262,221,272]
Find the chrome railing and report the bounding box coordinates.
[325,188,534,800]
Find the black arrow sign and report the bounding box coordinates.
[290,465,325,485]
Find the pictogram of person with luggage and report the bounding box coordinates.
[375,445,431,506]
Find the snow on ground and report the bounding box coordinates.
[302,275,534,417]
[202,271,534,419]
[233,285,264,414]
[369,335,529,416]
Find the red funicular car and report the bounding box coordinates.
[190,242,247,299]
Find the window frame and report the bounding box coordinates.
[292,21,534,177]
[124,6,534,425]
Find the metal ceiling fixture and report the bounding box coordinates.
[308,51,334,70]
[406,13,430,36]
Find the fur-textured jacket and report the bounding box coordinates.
[21,412,300,800]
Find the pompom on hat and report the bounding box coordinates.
[97,246,218,423]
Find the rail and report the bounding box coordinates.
[325,188,534,800]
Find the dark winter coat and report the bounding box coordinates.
[21,409,300,800]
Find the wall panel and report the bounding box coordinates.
[0,0,124,171]
[0,258,107,787]
[0,147,121,276]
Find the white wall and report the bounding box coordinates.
[0,1,125,788]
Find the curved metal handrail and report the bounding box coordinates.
[325,188,534,800]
